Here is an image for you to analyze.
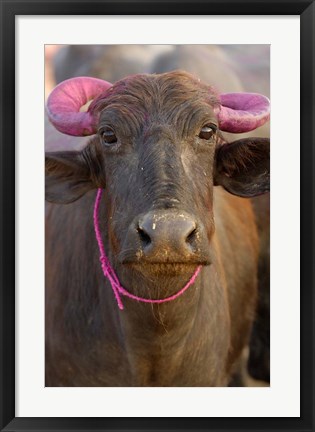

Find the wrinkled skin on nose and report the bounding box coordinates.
[119,209,211,265]
[138,210,197,259]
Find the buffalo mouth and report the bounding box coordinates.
[127,263,201,277]
[119,256,211,276]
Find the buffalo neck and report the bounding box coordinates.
[100,256,230,386]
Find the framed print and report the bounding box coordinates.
[1,1,314,431]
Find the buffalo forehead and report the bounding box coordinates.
[95,71,219,133]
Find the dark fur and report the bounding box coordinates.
[45,71,270,386]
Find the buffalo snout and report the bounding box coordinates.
[119,210,211,266]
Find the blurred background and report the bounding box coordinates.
[45,45,270,387]
[45,45,269,97]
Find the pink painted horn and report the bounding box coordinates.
[46,77,113,136]
[218,93,270,133]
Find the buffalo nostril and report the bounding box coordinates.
[186,227,197,243]
[185,226,198,248]
[137,226,152,248]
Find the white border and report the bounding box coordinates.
[16,16,300,417]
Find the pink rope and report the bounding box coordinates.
[93,188,201,310]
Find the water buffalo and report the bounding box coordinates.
[45,70,270,386]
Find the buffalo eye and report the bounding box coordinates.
[198,124,217,140]
[101,127,117,145]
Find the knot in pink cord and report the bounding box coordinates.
[94,188,201,310]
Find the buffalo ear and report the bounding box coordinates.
[214,138,270,197]
[45,150,97,204]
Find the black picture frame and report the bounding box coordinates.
[1,1,314,431]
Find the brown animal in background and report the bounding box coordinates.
[45,71,270,386]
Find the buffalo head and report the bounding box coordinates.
[46,71,270,277]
